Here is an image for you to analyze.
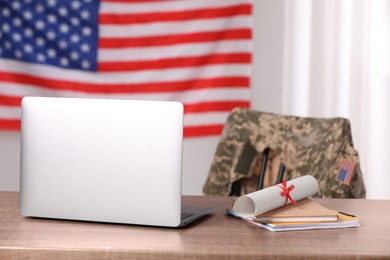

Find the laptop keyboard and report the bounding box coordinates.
[181,212,194,220]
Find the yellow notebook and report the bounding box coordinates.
[251,211,359,232]
[253,198,338,223]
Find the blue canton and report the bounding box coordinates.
[0,0,99,71]
[337,168,348,182]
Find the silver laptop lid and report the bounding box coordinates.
[20,97,184,227]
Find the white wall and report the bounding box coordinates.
[0,0,285,195]
[0,131,20,191]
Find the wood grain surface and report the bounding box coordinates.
[1,192,390,259]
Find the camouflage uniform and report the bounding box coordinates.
[203,108,366,198]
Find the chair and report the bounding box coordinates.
[203,108,366,198]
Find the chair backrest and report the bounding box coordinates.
[203,108,366,198]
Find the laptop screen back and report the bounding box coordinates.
[20,97,184,227]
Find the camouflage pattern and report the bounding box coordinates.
[203,108,366,198]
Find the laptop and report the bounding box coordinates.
[19,96,214,227]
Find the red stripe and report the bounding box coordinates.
[0,96,248,116]
[345,161,355,184]
[0,71,249,93]
[184,101,249,113]
[346,167,355,184]
[184,124,224,137]
[0,94,249,115]
[99,53,251,72]
[0,95,22,106]
[103,0,165,2]
[99,4,252,25]
[99,29,251,48]
[0,119,20,131]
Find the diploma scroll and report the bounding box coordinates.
[232,175,319,217]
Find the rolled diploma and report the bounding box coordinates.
[232,175,319,217]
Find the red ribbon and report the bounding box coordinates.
[279,180,297,205]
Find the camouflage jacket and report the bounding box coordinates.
[203,108,366,198]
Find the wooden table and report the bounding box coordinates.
[1,192,390,259]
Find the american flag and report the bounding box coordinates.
[337,159,357,185]
[0,0,252,137]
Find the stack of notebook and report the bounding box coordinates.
[228,198,359,232]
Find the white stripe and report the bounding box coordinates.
[0,106,230,127]
[0,83,249,104]
[99,16,251,38]
[184,112,229,126]
[167,88,250,104]
[99,40,251,62]
[0,106,20,119]
[0,59,250,84]
[100,0,251,15]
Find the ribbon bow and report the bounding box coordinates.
[279,180,297,205]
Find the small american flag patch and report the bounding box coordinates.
[337,159,357,185]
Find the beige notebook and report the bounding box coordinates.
[249,211,359,232]
[253,198,338,223]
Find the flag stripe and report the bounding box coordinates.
[99,29,251,48]
[345,161,355,184]
[99,53,251,72]
[184,101,249,113]
[0,95,20,106]
[0,119,20,131]
[0,94,249,114]
[0,106,20,119]
[0,106,243,137]
[184,111,232,126]
[0,117,224,138]
[0,60,250,84]
[101,0,250,14]
[184,124,224,138]
[99,4,251,25]
[0,105,243,123]
[0,71,249,93]
[99,40,251,62]
[100,16,251,38]
[0,104,249,119]
[0,82,250,105]
[103,0,164,3]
